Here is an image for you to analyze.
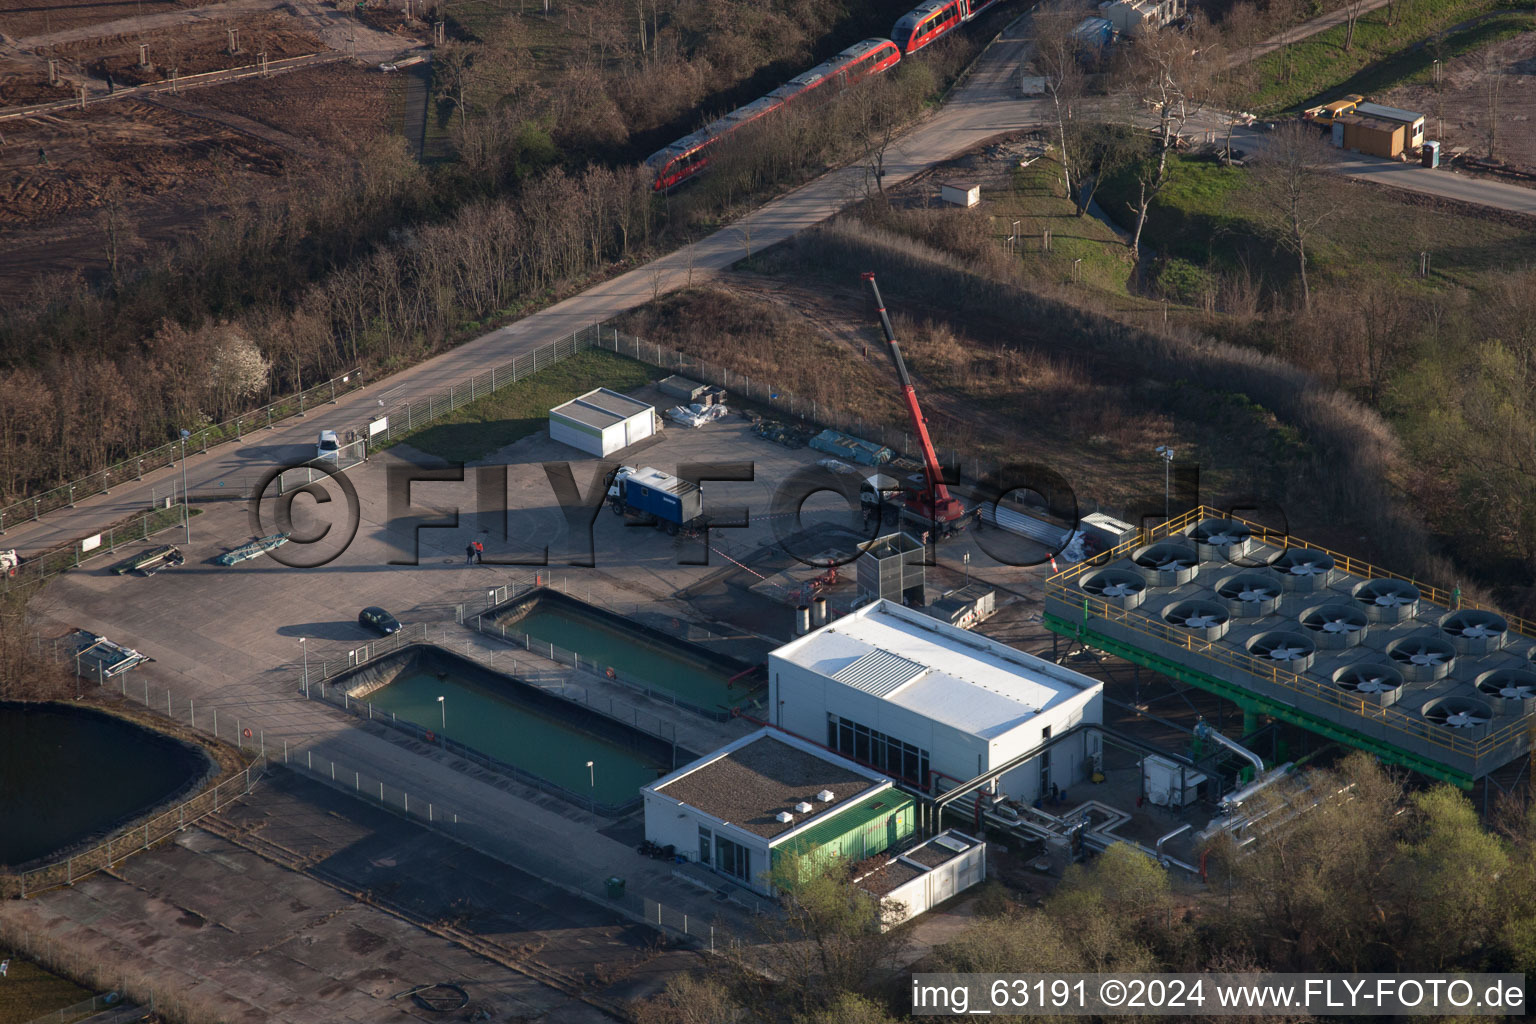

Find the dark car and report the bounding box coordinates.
[359,606,402,635]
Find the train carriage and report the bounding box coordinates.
[892,0,966,55]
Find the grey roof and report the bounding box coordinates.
[830,649,928,697]
[550,388,652,429]
[1354,102,1423,125]
[655,735,881,839]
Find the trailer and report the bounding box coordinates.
[611,466,705,534]
[111,544,185,576]
[69,630,148,678]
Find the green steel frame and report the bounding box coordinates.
[1044,611,1476,789]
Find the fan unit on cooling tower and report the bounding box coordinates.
[1440,609,1509,655]
[1162,599,1230,641]
[1273,547,1335,592]
[1353,578,1421,623]
[1476,669,1536,717]
[1247,631,1317,673]
[1299,601,1370,649]
[1333,662,1404,707]
[1387,634,1457,682]
[1215,570,1284,618]
[1420,696,1494,739]
[1132,541,1200,587]
[1079,568,1147,610]
[1188,518,1254,562]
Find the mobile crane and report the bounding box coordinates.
[862,272,968,537]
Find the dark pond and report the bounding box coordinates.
[0,701,210,867]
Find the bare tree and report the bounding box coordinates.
[1250,120,1341,312]
[1120,27,1208,262]
[1341,0,1367,52]
[1482,46,1504,159]
[1032,1,1091,211]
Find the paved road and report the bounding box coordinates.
[1,16,1041,560]
[5,6,1533,557]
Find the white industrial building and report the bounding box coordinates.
[1098,0,1184,36]
[642,728,914,896]
[548,388,656,456]
[769,600,1103,804]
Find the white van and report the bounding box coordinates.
[317,430,341,463]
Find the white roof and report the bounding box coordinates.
[773,600,1100,740]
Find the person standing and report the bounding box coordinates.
[465,542,475,565]
[473,540,484,564]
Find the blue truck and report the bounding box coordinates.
[611,466,705,534]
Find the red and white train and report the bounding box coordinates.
[644,0,1004,192]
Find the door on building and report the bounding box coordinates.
[1039,725,1052,799]
[715,836,750,881]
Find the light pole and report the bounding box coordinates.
[587,760,595,812]
[437,695,446,730]
[1154,446,1175,519]
[299,637,309,696]
[179,429,192,543]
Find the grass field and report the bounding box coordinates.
[1244,0,1528,113]
[1097,153,1536,293]
[385,349,653,462]
[0,950,93,1023]
[991,160,1141,297]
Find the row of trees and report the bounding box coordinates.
[636,756,1536,1024]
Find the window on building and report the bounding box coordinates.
[715,836,750,880]
[827,715,929,785]
[699,826,712,866]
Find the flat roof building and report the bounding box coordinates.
[769,600,1103,804]
[643,728,915,894]
[548,387,656,457]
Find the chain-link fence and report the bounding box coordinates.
[0,367,361,534]
[469,617,737,722]
[358,325,600,448]
[0,503,189,596]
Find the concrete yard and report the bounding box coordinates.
[1,769,695,1023]
[24,401,1056,969]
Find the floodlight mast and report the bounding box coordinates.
[862,271,967,534]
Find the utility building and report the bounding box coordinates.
[548,388,657,457]
[1097,0,1184,37]
[769,600,1104,803]
[643,728,913,895]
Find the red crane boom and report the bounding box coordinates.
[862,272,968,533]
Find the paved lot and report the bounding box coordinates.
[0,774,656,1023]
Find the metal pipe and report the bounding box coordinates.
[1155,824,1191,865]
[1194,718,1264,777]
[1218,763,1295,815]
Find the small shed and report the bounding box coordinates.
[855,830,987,929]
[940,183,980,208]
[549,388,656,456]
[1354,101,1425,149]
[1334,114,1405,159]
[923,584,997,630]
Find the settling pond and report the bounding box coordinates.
[492,589,758,714]
[338,646,681,812]
[0,701,210,868]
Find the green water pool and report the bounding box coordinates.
[363,670,666,806]
[507,604,747,710]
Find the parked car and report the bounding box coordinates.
[359,607,402,635]
[317,429,341,463]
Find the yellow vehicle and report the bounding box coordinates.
[1303,94,1364,125]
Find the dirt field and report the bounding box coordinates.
[192,59,397,143]
[1384,30,1536,169]
[40,13,322,85]
[0,59,399,288]
[0,0,218,41]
